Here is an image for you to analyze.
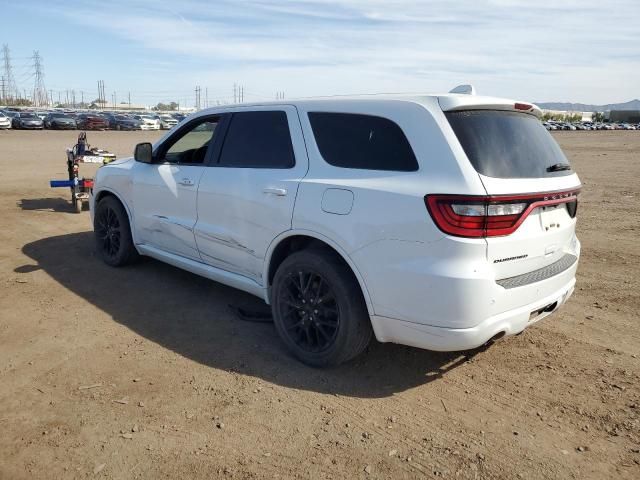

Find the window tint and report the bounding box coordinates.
[162,118,218,164]
[308,112,418,171]
[445,110,572,178]
[218,111,295,168]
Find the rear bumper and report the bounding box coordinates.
[371,276,575,351]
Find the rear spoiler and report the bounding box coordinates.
[438,95,542,118]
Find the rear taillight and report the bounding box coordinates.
[425,190,580,238]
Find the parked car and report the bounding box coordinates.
[76,113,109,130]
[131,114,160,130]
[91,89,582,367]
[172,113,187,122]
[159,114,178,129]
[104,113,141,130]
[13,112,44,129]
[44,112,77,130]
[35,111,49,120]
[0,112,11,129]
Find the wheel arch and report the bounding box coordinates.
[264,230,374,315]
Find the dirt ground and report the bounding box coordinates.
[0,129,638,479]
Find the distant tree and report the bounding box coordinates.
[13,98,32,106]
[592,112,605,122]
[154,101,178,111]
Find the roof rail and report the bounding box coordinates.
[449,84,476,95]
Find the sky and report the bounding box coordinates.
[1,0,639,107]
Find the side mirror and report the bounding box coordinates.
[134,142,153,163]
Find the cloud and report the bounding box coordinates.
[15,0,640,103]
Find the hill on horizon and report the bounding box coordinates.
[536,99,640,112]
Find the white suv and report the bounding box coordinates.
[90,88,581,366]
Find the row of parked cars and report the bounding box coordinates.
[0,109,188,131]
[543,121,639,131]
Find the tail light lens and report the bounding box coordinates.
[425,190,580,238]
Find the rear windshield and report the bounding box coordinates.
[445,110,572,178]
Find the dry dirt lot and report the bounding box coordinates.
[0,129,638,479]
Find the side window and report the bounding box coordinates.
[308,112,418,171]
[161,117,219,164]
[218,111,295,168]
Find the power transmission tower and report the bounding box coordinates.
[195,86,201,109]
[32,51,48,107]
[1,76,5,105]
[2,45,17,104]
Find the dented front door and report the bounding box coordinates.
[132,162,204,261]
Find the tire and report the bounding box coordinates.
[271,248,372,367]
[93,196,139,267]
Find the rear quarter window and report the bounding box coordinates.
[445,110,572,178]
[308,112,418,171]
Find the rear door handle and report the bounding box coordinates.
[263,187,287,196]
[178,178,194,186]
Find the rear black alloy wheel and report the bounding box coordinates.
[94,197,138,267]
[95,204,122,260]
[277,271,340,353]
[272,249,372,367]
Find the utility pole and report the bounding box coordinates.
[233,83,237,104]
[49,89,53,107]
[128,91,131,108]
[195,86,201,109]
[205,87,208,108]
[97,80,106,109]
[81,90,84,107]
[0,75,5,105]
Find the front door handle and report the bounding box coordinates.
[263,187,287,196]
[178,178,194,186]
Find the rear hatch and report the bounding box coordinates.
[439,98,581,280]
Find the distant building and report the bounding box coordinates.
[608,110,640,123]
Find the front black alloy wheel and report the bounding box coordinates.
[272,248,372,367]
[94,196,138,267]
[95,204,121,258]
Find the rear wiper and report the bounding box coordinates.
[546,163,572,172]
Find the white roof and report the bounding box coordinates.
[196,92,541,117]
